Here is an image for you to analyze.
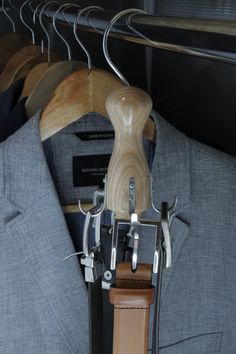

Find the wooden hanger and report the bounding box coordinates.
[19,62,52,101]
[24,60,87,118]
[0,45,59,92]
[0,32,32,72]
[22,0,92,117]
[40,68,123,140]
[40,67,124,213]
[0,0,61,91]
[40,67,155,213]
[40,68,155,142]
[21,3,89,117]
[0,0,32,71]
[40,6,156,213]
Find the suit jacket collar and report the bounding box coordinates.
[2,110,191,215]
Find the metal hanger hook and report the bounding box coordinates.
[126,11,160,48]
[73,6,103,70]
[60,4,81,25]
[38,1,60,63]
[2,0,16,32]
[85,7,104,36]
[102,8,147,86]
[29,0,53,18]
[32,0,51,24]
[20,0,36,44]
[52,3,81,61]
[31,0,52,54]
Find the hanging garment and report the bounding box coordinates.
[0,78,27,142]
[0,110,235,353]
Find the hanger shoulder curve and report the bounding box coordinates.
[25,60,87,119]
[40,68,124,141]
[40,67,156,142]
[19,62,51,101]
[0,45,43,91]
[0,46,59,92]
[0,32,31,72]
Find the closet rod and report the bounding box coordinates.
[14,4,236,65]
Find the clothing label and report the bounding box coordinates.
[73,155,111,187]
[75,131,114,141]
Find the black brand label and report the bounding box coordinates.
[73,155,111,187]
[75,131,114,141]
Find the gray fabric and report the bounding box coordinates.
[0,109,235,353]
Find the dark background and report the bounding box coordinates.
[1,0,236,157]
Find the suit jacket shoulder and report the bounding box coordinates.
[189,138,236,211]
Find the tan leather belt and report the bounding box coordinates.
[109,262,154,354]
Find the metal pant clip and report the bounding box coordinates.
[155,198,177,270]
[79,190,106,283]
[110,179,177,274]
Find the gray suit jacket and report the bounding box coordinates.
[0,110,235,353]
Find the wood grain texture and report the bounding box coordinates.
[106,86,152,219]
[25,60,87,119]
[40,68,156,142]
[40,68,124,141]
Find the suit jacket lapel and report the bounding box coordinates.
[149,111,191,291]
[151,111,191,213]
[3,113,89,353]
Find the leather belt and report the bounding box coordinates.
[109,262,154,354]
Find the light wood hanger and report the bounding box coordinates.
[0,0,32,71]
[40,67,124,140]
[40,4,155,141]
[40,67,126,214]
[0,45,59,92]
[0,32,32,72]
[19,62,52,101]
[40,7,156,213]
[40,67,155,141]
[0,0,61,92]
[23,3,86,117]
[24,60,87,118]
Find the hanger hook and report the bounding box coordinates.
[73,6,103,70]
[2,0,16,32]
[60,4,81,25]
[20,0,36,44]
[29,0,53,18]
[102,8,147,86]
[52,3,80,61]
[85,7,104,36]
[126,11,159,48]
[31,0,52,54]
[37,1,60,64]
[32,0,51,24]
